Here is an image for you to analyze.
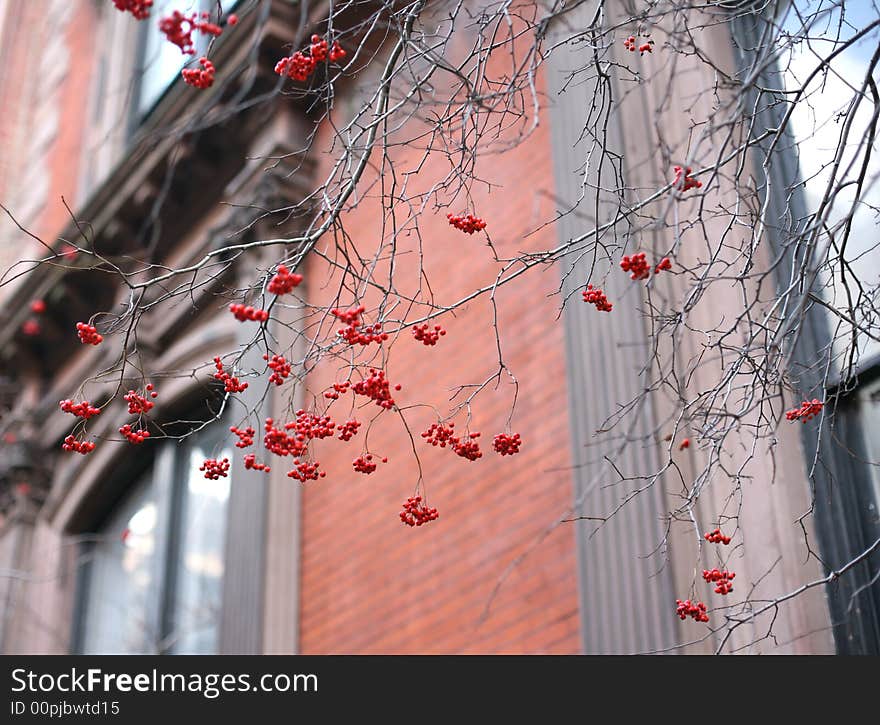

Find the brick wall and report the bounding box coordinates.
[0,0,97,301]
[298,50,582,653]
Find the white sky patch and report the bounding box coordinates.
[779,1,880,365]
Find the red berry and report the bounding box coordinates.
[230,425,256,448]
[351,369,399,409]
[654,257,672,274]
[182,57,215,89]
[62,434,95,455]
[447,212,487,234]
[263,353,292,386]
[159,9,222,55]
[412,323,446,346]
[268,264,303,295]
[399,495,439,527]
[199,457,230,479]
[59,399,101,419]
[492,433,522,456]
[76,322,103,345]
[672,165,702,192]
[675,599,709,623]
[244,453,270,473]
[124,386,157,415]
[112,0,153,20]
[582,285,613,312]
[620,253,651,281]
[786,399,823,423]
[119,424,151,445]
[703,528,732,545]
[213,357,249,393]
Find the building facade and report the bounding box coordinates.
[0,0,877,654]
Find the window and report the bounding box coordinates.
[737,0,880,652]
[135,0,240,120]
[77,471,159,654]
[778,1,880,371]
[75,424,232,654]
[778,1,880,529]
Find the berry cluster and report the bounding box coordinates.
[324,381,351,400]
[23,300,46,335]
[331,305,365,326]
[340,322,387,346]
[264,418,306,458]
[412,324,446,346]
[291,410,337,441]
[287,459,326,482]
[704,528,731,545]
[76,322,103,345]
[332,306,388,346]
[274,52,316,81]
[582,285,613,312]
[492,432,522,456]
[112,0,152,20]
[399,496,439,527]
[353,453,387,474]
[308,35,346,63]
[623,36,653,54]
[620,253,651,280]
[229,303,269,322]
[337,419,361,442]
[262,411,337,460]
[182,57,215,88]
[124,384,157,415]
[620,253,673,280]
[679,437,690,450]
[213,357,249,393]
[274,35,346,82]
[453,433,483,461]
[159,10,223,55]
[264,354,291,386]
[421,421,458,448]
[421,422,482,460]
[352,369,400,409]
[230,425,255,448]
[59,399,101,419]
[200,457,230,479]
[672,166,702,192]
[62,435,95,455]
[675,599,709,623]
[244,453,270,473]
[268,264,303,295]
[446,213,487,234]
[786,399,824,423]
[119,424,150,445]
[702,568,735,595]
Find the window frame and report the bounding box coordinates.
[72,422,232,655]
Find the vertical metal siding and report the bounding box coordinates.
[546,2,678,654]
[218,333,269,654]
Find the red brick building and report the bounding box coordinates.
[0,1,876,654]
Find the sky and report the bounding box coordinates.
[780,0,880,366]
